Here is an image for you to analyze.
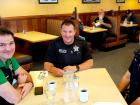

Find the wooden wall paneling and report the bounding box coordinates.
[80,12,97,26]
[16,20,23,32]
[27,19,33,31]
[31,18,39,31]
[16,19,28,32]
[87,14,94,26]
[8,20,17,33]
[1,20,12,32]
[21,20,29,32]
[37,18,45,32]
[80,15,87,25]
[0,9,140,34]
[36,19,41,32]
[40,18,47,33]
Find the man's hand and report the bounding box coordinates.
[51,67,64,77]
[18,74,27,84]
[92,22,96,26]
[63,66,77,72]
[18,82,33,98]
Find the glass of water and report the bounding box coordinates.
[45,80,56,105]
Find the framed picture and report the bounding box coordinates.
[39,0,58,4]
[82,0,100,3]
[116,0,125,3]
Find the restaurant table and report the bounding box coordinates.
[120,23,138,28]
[17,68,127,105]
[14,31,59,55]
[14,31,58,43]
[83,26,107,34]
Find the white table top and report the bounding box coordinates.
[17,68,127,105]
[14,31,58,43]
[83,26,107,34]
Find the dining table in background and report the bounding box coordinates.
[14,31,58,43]
[14,31,59,54]
[83,26,107,34]
[120,23,138,28]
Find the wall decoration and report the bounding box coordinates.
[116,0,125,3]
[39,0,58,4]
[82,0,100,3]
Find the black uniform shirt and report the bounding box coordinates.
[127,49,140,104]
[44,37,92,69]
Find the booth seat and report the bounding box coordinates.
[101,16,128,49]
[89,15,128,50]
[132,14,140,42]
[46,18,62,36]
[46,18,80,36]
[13,52,32,71]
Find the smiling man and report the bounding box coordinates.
[44,18,93,77]
[0,27,33,104]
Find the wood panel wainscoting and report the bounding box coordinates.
[1,9,140,33]
[0,15,48,33]
[0,9,140,52]
[0,12,96,33]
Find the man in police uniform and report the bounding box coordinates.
[0,27,33,104]
[118,35,140,105]
[44,19,93,77]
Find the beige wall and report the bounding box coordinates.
[0,0,140,17]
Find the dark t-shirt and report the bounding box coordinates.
[44,37,92,69]
[121,14,137,23]
[94,16,112,29]
[127,49,140,104]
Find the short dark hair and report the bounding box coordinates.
[61,18,76,29]
[0,27,14,36]
[126,9,132,14]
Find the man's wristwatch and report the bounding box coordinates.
[76,65,80,72]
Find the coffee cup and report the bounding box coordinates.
[47,80,56,91]
[80,88,88,102]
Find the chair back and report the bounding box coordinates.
[135,14,140,28]
[47,19,62,36]
[107,16,118,35]
[47,18,80,36]
[89,15,97,26]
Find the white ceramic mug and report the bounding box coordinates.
[47,80,56,91]
[80,88,88,102]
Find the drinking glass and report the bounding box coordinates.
[46,80,56,105]
[130,21,133,25]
